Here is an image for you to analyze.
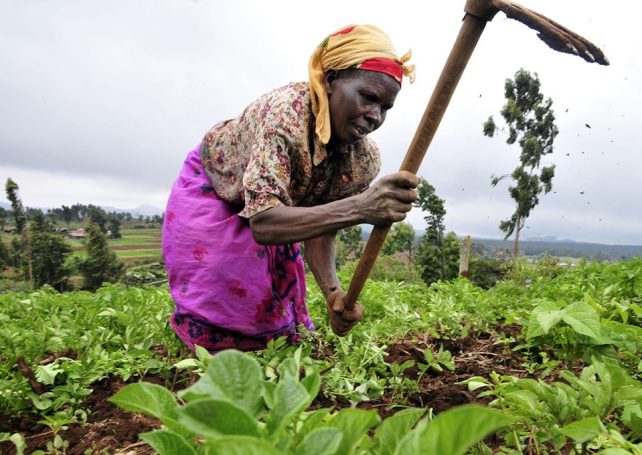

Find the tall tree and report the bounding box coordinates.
[483,68,558,259]
[5,178,27,234]
[413,179,459,286]
[5,178,32,286]
[80,222,124,291]
[29,211,71,290]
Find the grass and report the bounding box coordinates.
[109,228,161,247]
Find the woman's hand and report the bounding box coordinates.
[357,171,420,226]
[326,289,364,336]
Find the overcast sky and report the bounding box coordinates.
[1,0,640,245]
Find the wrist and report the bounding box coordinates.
[321,284,340,299]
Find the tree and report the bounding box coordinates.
[413,179,459,286]
[88,205,108,233]
[336,225,362,268]
[5,178,32,286]
[61,205,74,227]
[5,178,27,234]
[108,216,122,239]
[0,236,8,270]
[80,222,124,291]
[29,210,71,290]
[483,68,558,259]
[0,207,7,231]
[382,221,415,261]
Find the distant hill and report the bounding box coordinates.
[358,225,641,261]
[100,204,164,217]
[473,238,642,261]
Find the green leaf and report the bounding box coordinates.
[301,370,321,402]
[596,450,637,455]
[295,409,332,446]
[178,398,260,438]
[373,408,425,455]
[504,390,540,418]
[622,404,642,436]
[140,430,197,455]
[204,436,281,454]
[173,358,200,370]
[266,375,310,435]
[179,350,264,418]
[562,302,605,342]
[35,363,63,386]
[397,405,512,455]
[194,344,212,362]
[295,428,342,455]
[0,433,26,455]
[109,382,178,421]
[560,416,605,443]
[324,408,380,455]
[526,301,563,339]
[536,309,565,334]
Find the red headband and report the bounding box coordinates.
[358,57,404,85]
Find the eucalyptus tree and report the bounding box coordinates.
[483,68,558,259]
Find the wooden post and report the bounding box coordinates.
[459,235,472,278]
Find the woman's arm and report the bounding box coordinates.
[249,171,419,245]
[304,233,363,336]
[304,233,340,298]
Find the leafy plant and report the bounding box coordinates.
[461,359,642,453]
[111,349,511,454]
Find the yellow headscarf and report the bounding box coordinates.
[309,24,415,145]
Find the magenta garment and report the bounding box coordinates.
[162,146,314,353]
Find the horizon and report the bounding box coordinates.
[2,199,641,248]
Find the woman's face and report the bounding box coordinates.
[324,69,401,148]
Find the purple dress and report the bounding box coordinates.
[162,147,314,353]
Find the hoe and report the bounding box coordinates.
[344,0,609,312]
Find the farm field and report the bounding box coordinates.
[1,259,641,454]
[69,228,162,263]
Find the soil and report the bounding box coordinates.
[312,324,530,420]
[1,377,160,455]
[1,325,541,454]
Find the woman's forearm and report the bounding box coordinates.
[248,171,420,245]
[249,195,365,245]
[304,234,341,298]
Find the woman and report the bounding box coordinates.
[162,24,419,353]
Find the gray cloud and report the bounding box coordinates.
[1,0,640,245]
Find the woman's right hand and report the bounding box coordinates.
[357,171,420,226]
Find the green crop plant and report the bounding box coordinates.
[0,284,184,423]
[111,348,511,455]
[461,358,642,453]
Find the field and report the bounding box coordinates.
[1,258,641,454]
[69,228,162,264]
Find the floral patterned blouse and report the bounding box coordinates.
[200,82,381,218]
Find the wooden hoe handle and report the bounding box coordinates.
[344,3,495,310]
[343,0,607,311]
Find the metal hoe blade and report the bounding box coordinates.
[493,0,609,65]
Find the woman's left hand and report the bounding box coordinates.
[326,289,364,336]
